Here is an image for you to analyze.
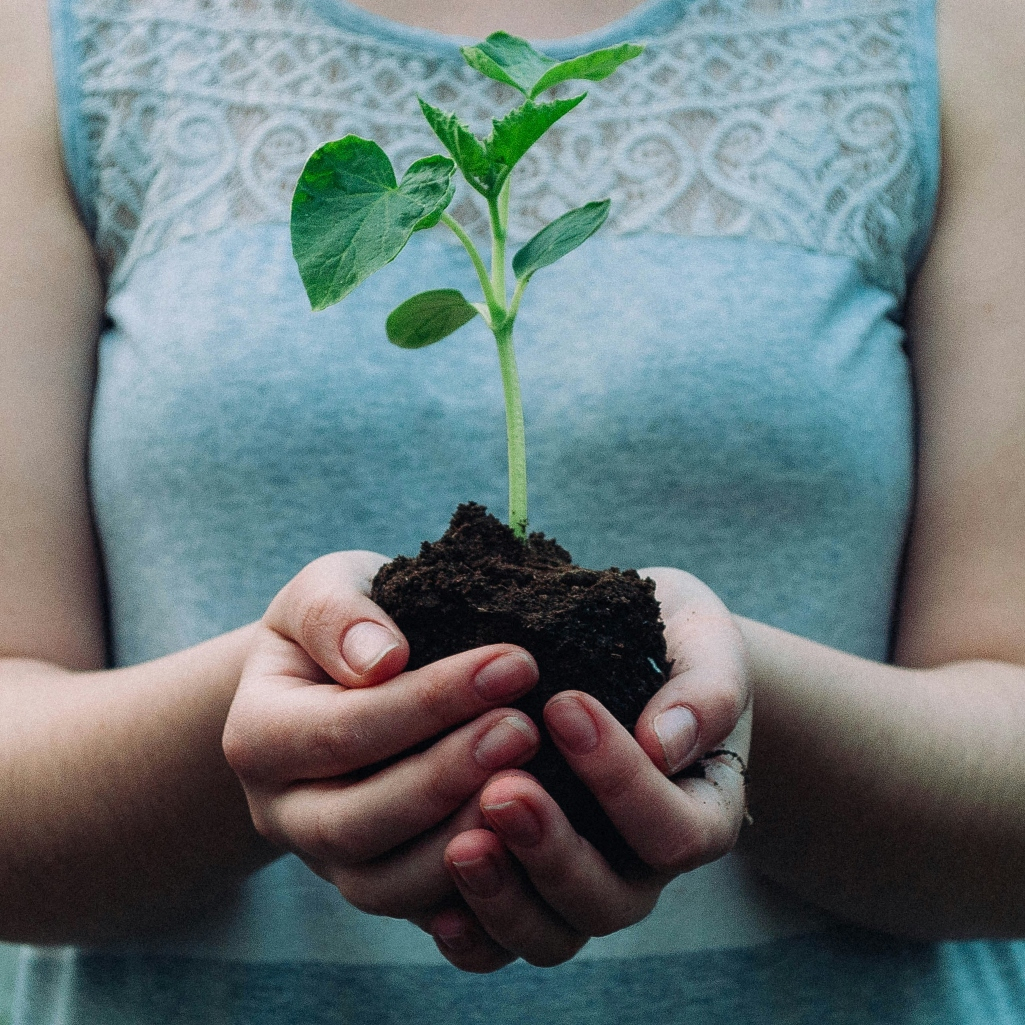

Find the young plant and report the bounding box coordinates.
[290,32,644,537]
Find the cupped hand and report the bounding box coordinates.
[431,566,752,973]
[222,550,542,925]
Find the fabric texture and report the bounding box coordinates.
[17,0,1022,1021]
[64,0,932,297]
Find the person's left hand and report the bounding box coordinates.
[428,566,752,973]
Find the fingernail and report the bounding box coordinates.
[653,706,699,774]
[451,854,503,898]
[482,799,542,847]
[473,652,538,702]
[546,696,599,755]
[340,621,400,675]
[433,911,470,951]
[474,716,536,770]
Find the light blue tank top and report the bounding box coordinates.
[13,0,1025,1021]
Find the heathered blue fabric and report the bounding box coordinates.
[19,0,1025,1021]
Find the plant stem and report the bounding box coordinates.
[449,182,527,536]
[508,275,528,320]
[494,317,528,537]
[488,182,509,304]
[441,213,496,311]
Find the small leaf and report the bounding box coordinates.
[418,99,498,196]
[413,168,456,231]
[486,95,585,184]
[291,137,455,311]
[385,289,480,348]
[529,43,645,98]
[460,32,556,96]
[512,199,611,281]
[460,32,644,99]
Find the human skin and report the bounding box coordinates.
[224,554,751,971]
[2,0,1025,974]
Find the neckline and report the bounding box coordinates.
[304,0,686,58]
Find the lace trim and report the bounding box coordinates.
[74,0,924,295]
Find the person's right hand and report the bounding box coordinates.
[222,550,541,929]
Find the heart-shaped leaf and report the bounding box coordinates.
[512,199,611,281]
[460,33,644,99]
[418,99,497,196]
[386,289,480,348]
[487,95,585,182]
[291,136,455,311]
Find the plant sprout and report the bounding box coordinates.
[290,32,644,538]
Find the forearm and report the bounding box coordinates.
[737,616,1025,940]
[0,624,277,945]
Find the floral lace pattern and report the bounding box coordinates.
[74,0,926,294]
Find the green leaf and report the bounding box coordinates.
[460,32,556,96]
[413,168,456,231]
[418,94,587,200]
[512,199,611,280]
[418,99,497,196]
[460,32,644,99]
[385,289,480,348]
[486,95,585,183]
[529,43,645,98]
[291,137,455,311]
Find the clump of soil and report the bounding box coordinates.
[370,502,673,872]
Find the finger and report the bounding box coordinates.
[545,693,747,872]
[444,829,589,968]
[634,568,750,775]
[228,639,538,784]
[477,772,661,935]
[321,797,489,919]
[257,709,539,862]
[263,551,408,687]
[428,906,518,974]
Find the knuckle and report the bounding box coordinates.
[530,856,575,895]
[221,720,255,778]
[414,670,460,735]
[307,802,365,865]
[222,714,277,783]
[298,591,340,657]
[418,751,471,810]
[526,834,587,893]
[308,716,365,775]
[596,756,646,806]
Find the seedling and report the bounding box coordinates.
[290,32,643,537]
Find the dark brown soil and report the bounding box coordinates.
[370,502,673,872]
